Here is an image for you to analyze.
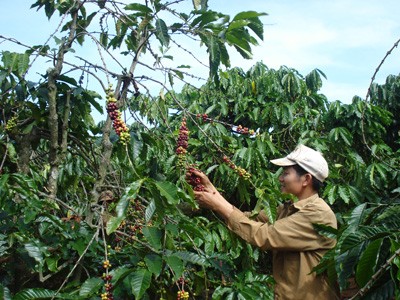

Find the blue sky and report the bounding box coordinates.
[209,0,400,103]
[1,0,400,105]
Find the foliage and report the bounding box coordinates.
[0,0,399,299]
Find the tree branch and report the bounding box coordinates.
[349,247,400,300]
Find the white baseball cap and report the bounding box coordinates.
[270,144,329,182]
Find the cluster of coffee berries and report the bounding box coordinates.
[234,125,255,135]
[222,156,251,180]
[100,291,113,300]
[100,261,113,300]
[127,224,143,240]
[5,116,17,132]
[196,113,208,122]
[102,273,113,281]
[106,86,130,145]
[176,276,190,299]
[103,260,112,269]
[158,287,167,300]
[177,276,189,288]
[176,117,189,167]
[186,167,205,191]
[195,113,257,137]
[235,166,251,179]
[177,290,189,300]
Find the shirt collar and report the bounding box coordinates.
[293,193,319,210]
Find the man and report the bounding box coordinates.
[189,144,339,299]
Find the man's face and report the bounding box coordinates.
[278,166,305,196]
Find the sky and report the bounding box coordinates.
[209,0,400,103]
[1,0,400,105]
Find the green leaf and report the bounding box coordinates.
[168,72,174,86]
[226,32,252,59]
[154,180,178,205]
[24,241,45,265]
[340,232,363,252]
[124,3,153,14]
[142,226,162,250]
[112,266,135,287]
[338,127,352,146]
[247,18,264,41]
[18,52,30,75]
[45,257,59,272]
[212,231,223,252]
[207,35,220,79]
[6,143,16,161]
[145,199,156,222]
[174,250,210,266]
[282,72,301,97]
[107,179,144,234]
[338,185,351,204]
[347,185,362,205]
[232,11,267,21]
[312,223,338,239]
[228,19,251,31]
[58,74,78,86]
[130,269,151,299]
[355,238,383,287]
[82,90,103,114]
[328,127,352,146]
[347,203,367,229]
[70,238,87,256]
[165,255,184,279]
[0,285,11,300]
[171,69,183,79]
[374,163,388,182]
[100,32,108,47]
[391,187,400,194]
[325,184,337,205]
[144,254,163,276]
[191,11,219,28]
[106,215,124,235]
[238,287,263,299]
[0,174,9,191]
[366,164,376,187]
[213,286,232,300]
[375,204,400,228]
[79,277,103,297]
[13,288,56,300]
[1,51,17,71]
[155,19,170,47]
[22,122,36,134]
[204,232,215,254]
[255,188,276,223]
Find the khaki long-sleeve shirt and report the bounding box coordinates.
[226,194,339,300]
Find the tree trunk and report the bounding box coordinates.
[45,4,79,197]
[89,32,148,204]
[16,127,38,174]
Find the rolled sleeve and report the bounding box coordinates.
[227,208,273,250]
[226,206,335,251]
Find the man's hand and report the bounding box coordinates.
[186,168,217,193]
[186,168,234,219]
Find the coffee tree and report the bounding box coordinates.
[0,0,273,299]
[0,0,399,299]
